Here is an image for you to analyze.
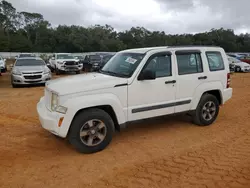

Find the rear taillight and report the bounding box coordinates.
[227,73,230,88]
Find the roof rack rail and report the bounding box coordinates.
[168,45,220,48]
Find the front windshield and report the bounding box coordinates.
[57,54,74,59]
[228,56,240,63]
[100,52,145,78]
[74,55,84,59]
[89,55,101,61]
[15,59,45,66]
[19,54,35,58]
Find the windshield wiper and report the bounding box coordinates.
[99,70,128,78]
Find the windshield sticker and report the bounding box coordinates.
[125,57,137,64]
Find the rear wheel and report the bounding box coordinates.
[235,67,241,72]
[68,108,115,154]
[192,94,219,126]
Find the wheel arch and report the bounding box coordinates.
[71,105,121,133]
[191,82,224,110]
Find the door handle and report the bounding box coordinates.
[198,76,207,80]
[165,80,176,84]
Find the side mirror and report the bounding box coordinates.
[138,70,156,80]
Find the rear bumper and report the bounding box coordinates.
[223,88,233,104]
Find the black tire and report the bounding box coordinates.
[55,68,60,75]
[76,70,80,74]
[12,83,18,88]
[235,67,241,72]
[68,108,115,154]
[192,94,220,126]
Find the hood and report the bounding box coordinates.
[235,61,250,67]
[15,65,47,73]
[46,72,127,95]
[57,59,77,62]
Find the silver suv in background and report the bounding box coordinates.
[11,57,52,88]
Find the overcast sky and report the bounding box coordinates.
[10,0,250,34]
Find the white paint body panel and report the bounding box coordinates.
[37,46,233,138]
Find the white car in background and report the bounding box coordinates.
[227,55,250,72]
[49,53,82,75]
[0,56,7,72]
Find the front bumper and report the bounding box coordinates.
[37,97,66,138]
[57,64,82,72]
[242,68,250,72]
[11,73,51,85]
[92,64,100,71]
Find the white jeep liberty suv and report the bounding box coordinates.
[37,46,233,154]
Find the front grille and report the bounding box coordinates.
[24,75,42,79]
[22,71,43,74]
[65,61,78,65]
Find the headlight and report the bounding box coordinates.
[51,93,58,111]
[57,61,64,64]
[51,93,67,113]
[44,69,51,74]
[12,69,21,75]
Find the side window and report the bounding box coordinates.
[206,52,225,71]
[143,54,172,78]
[176,52,203,75]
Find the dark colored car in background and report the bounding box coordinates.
[82,54,102,71]
[100,54,114,69]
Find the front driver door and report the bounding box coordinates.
[128,52,177,121]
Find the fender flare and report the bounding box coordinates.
[59,93,126,137]
[190,82,223,110]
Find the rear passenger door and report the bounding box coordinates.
[174,50,206,113]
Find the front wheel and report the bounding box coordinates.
[12,83,18,88]
[55,68,60,75]
[76,70,80,74]
[192,94,219,126]
[68,108,115,154]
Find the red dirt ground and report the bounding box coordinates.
[0,72,250,188]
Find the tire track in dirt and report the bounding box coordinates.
[82,118,250,188]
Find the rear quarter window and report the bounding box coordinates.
[206,51,225,71]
